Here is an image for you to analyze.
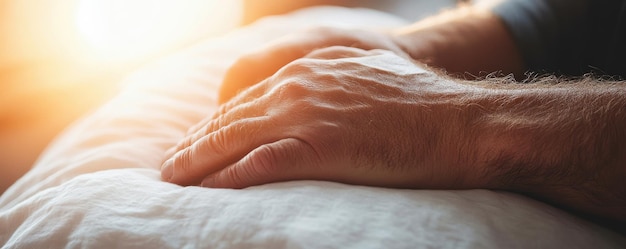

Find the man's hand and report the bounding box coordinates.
[162,46,487,189]
[162,45,626,223]
[218,27,410,103]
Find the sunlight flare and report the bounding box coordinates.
[75,0,242,63]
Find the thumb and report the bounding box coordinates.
[219,55,276,104]
[219,40,313,104]
[200,138,322,189]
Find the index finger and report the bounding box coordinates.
[162,113,279,186]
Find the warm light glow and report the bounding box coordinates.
[75,0,242,63]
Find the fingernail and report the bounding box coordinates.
[161,160,173,181]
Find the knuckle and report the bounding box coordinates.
[223,166,246,188]
[174,149,194,173]
[274,79,312,101]
[305,46,343,59]
[206,120,248,155]
[205,119,220,136]
[279,59,315,76]
[214,104,230,118]
[246,144,282,176]
[206,115,229,137]
[207,128,230,155]
[308,46,371,61]
[180,125,211,151]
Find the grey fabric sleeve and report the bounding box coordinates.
[473,0,589,71]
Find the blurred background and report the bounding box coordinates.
[0,0,455,193]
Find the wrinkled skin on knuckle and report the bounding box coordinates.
[170,148,202,186]
[273,58,317,78]
[274,81,313,103]
[174,149,194,173]
[244,143,284,178]
[222,166,247,188]
[204,118,223,137]
[182,122,214,150]
[206,126,232,156]
[304,46,371,61]
[268,69,365,166]
[268,61,320,103]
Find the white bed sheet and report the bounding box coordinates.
[1,6,625,249]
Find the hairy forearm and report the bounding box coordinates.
[392,4,524,77]
[468,77,626,222]
[388,2,625,223]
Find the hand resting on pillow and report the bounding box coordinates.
[163,46,487,189]
[162,4,626,224]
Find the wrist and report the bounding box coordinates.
[404,77,496,189]
[477,85,626,222]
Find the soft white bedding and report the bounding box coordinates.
[1,7,625,249]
